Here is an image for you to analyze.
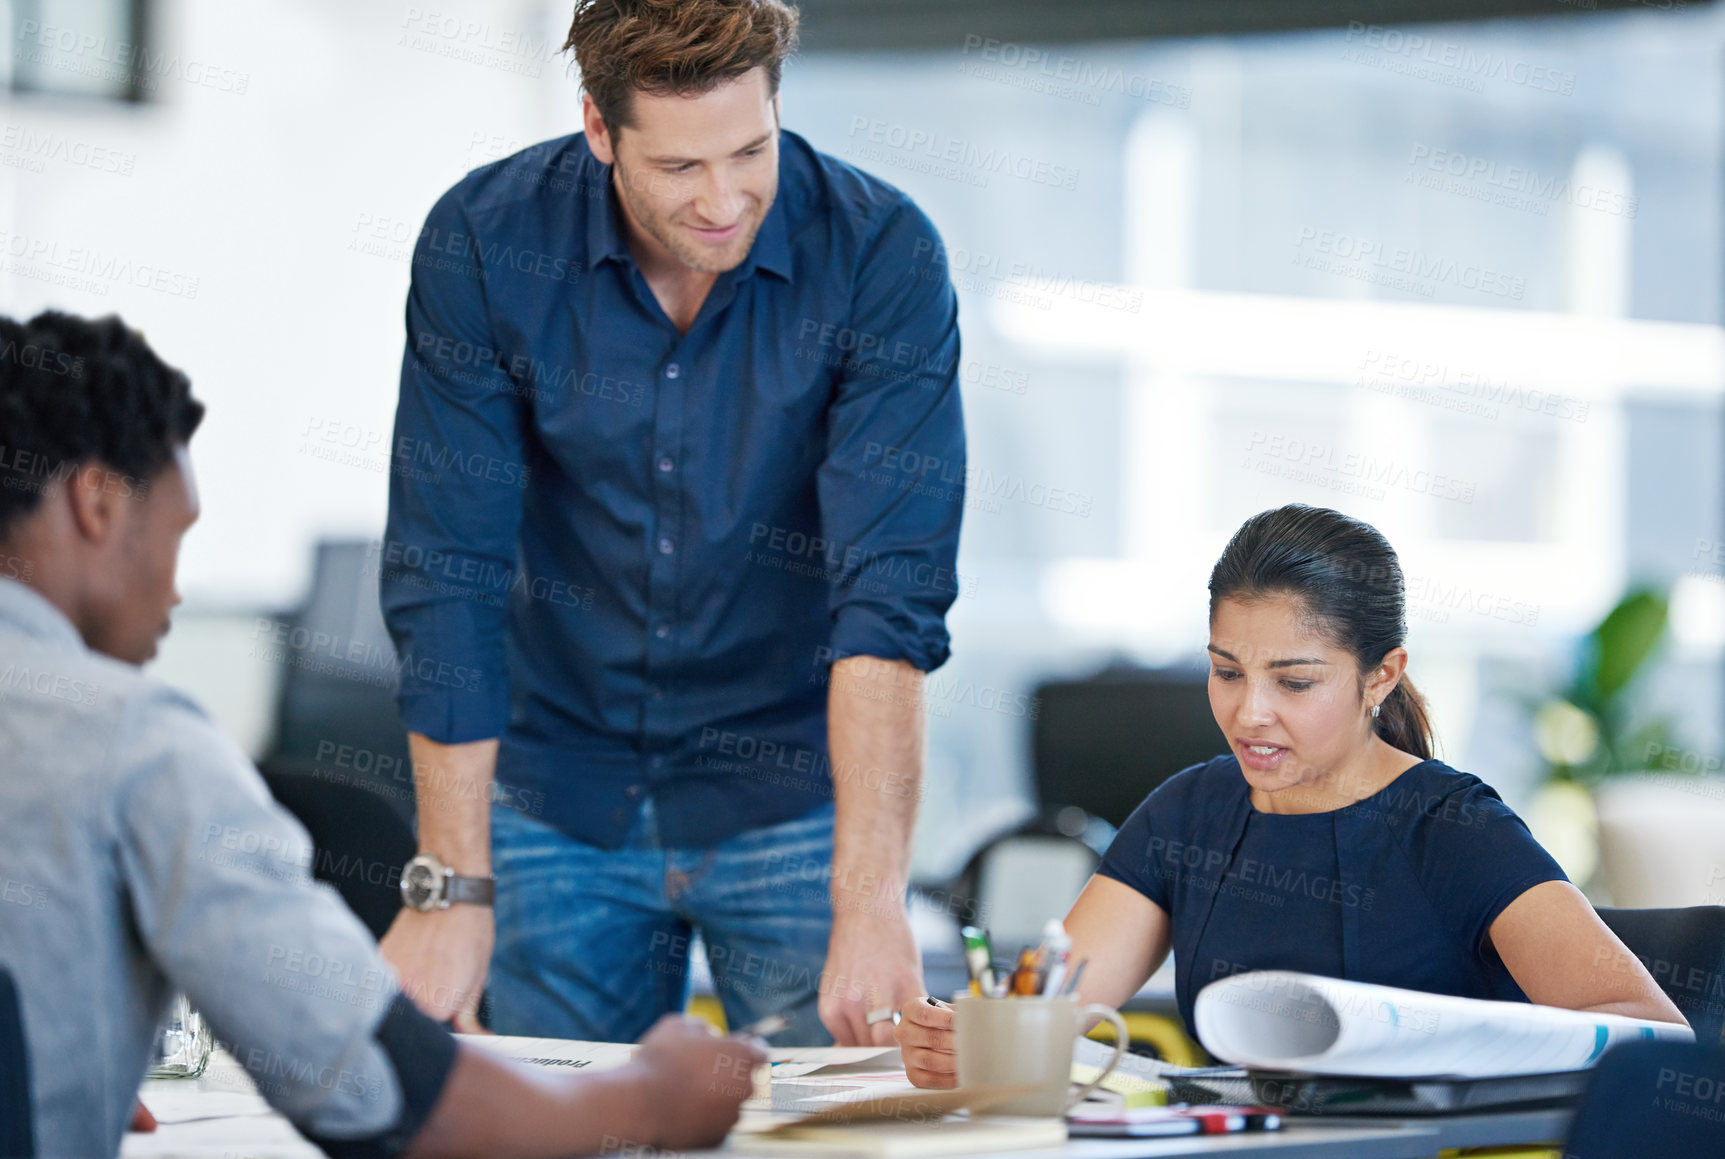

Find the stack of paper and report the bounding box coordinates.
[731,1086,1063,1158]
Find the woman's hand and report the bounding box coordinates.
[894,996,957,1088]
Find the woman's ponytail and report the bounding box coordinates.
[1374,676,1433,761]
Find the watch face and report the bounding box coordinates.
[401,860,442,911]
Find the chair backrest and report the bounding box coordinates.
[971,834,1101,956]
[264,539,415,824]
[1031,665,1226,827]
[944,813,1102,958]
[0,966,33,1159]
[261,768,417,942]
[1595,906,1725,1046]
[1563,1038,1725,1158]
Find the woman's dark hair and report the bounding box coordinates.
[0,311,203,540]
[1207,504,1433,760]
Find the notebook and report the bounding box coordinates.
[728,1116,1068,1157]
[730,1083,1062,1156]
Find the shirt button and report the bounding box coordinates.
[649,755,665,770]
[655,624,670,639]
[651,687,665,702]
[657,456,674,473]
[665,363,680,379]
[626,785,642,799]
[658,537,674,555]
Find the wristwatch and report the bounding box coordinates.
[399,853,496,912]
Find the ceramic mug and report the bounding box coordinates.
[953,995,1130,1116]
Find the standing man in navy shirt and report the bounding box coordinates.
[378,0,965,1048]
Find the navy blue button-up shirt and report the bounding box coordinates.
[380,129,966,850]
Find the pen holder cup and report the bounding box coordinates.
[953,995,1129,1117]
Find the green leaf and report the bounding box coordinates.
[1576,589,1668,708]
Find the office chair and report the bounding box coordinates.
[1563,1038,1725,1159]
[1595,906,1725,1046]
[942,665,1226,955]
[1031,664,1227,828]
[0,966,34,1159]
[948,817,1102,959]
[259,539,417,825]
[254,539,426,940]
[262,767,417,942]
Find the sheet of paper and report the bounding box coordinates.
[134,1088,275,1124]
[770,1046,900,1070]
[1195,970,1695,1078]
[457,1034,638,1072]
[121,1111,322,1158]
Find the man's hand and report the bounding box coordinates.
[819,906,924,1046]
[895,996,956,1088]
[630,1016,767,1151]
[380,905,494,1031]
[383,733,499,1030]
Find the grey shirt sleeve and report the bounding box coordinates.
[110,688,454,1147]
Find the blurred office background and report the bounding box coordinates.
[3,0,1723,914]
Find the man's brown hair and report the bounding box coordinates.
[564,0,800,133]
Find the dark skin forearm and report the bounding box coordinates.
[402,1046,653,1159]
[398,1017,763,1157]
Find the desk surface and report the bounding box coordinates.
[122,1045,1570,1159]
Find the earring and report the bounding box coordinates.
[1371,703,1381,719]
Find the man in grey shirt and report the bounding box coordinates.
[0,311,762,1158]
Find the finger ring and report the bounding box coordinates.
[865,1006,898,1026]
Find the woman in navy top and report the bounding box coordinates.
[900,504,1685,1086]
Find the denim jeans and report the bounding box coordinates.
[486,798,836,1046]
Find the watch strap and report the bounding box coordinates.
[444,874,496,907]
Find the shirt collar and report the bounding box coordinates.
[0,577,86,654]
[586,163,795,284]
[740,191,794,283]
[587,166,632,270]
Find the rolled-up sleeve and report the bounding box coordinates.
[112,692,455,1151]
[381,189,531,743]
[818,198,966,673]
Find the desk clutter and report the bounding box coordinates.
[959,921,1083,998]
[129,959,1689,1157]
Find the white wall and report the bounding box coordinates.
[1,0,578,606]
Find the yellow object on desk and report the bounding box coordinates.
[1069,1062,1169,1107]
[1086,1010,1207,1068]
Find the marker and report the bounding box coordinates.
[960,927,996,997]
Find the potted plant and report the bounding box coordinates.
[1527,588,1725,906]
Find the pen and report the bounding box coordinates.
[1040,919,1072,996]
[1058,958,1088,998]
[731,1013,790,1039]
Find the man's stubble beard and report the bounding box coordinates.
[613,158,770,275]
